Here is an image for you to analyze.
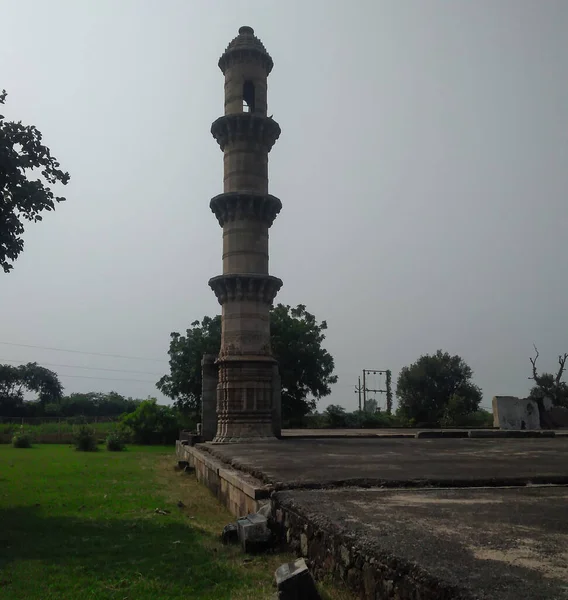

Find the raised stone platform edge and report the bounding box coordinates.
[175,440,272,516]
[270,491,472,600]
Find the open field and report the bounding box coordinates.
[0,444,351,600]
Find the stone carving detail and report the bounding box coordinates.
[219,48,273,75]
[213,357,275,442]
[211,114,281,152]
[220,331,271,357]
[210,192,282,227]
[218,26,274,74]
[209,274,282,305]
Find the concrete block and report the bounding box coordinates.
[221,522,239,545]
[237,513,272,553]
[275,557,321,599]
[257,501,272,518]
[492,396,540,430]
[180,433,202,446]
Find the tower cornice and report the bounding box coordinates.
[219,48,274,75]
[209,274,283,305]
[211,114,281,152]
[210,192,282,227]
[218,26,274,75]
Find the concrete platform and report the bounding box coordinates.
[201,437,568,488]
[185,437,568,598]
[272,486,568,600]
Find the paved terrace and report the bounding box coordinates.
[202,437,568,489]
[196,436,568,599]
[274,485,568,600]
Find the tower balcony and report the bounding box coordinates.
[211,114,281,152]
[209,273,282,305]
[210,192,282,227]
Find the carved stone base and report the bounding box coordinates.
[213,356,277,443]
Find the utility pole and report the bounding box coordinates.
[354,377,363,412]
[362,369,392,412]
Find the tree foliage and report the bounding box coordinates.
[157,303,338,422]
[528,346,568,408]
[156,316,222,413]
[0,90,70,272]
[528,345,568,428]
[324,404,348,428]
[272,304,337,422]
[396,350,482,426]
[45,391,141,417]
[0,362,63,416]
[120,398,180,445]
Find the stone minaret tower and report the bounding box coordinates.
[209,26,282,443]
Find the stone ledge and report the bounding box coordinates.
[210,192,282,227]
[468,429,556,438]
[272,487,568,600]
[415,430,469,439]
[211,114,281,151]
[209,273,282,305]
[176,441,272,515]
[271,491,470,600]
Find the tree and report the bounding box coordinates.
[119,398,180,445]
[0,362,63,416]
[528,345,568,427]
[47,392,142,417]
[396,350,482,426]
[156,316,222,413]
[0,90,70,272]
[365,397,378,413]
[271,304,337,422]
[157,303,337,423]
[324,404,348,428]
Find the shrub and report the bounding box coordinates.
[351,410,402,428]
[12,432,32,448]
[324,404,348,428]
[106,431,126,452]
[298,413,328,429]
[120,398,180,445]
[74,425,98,452]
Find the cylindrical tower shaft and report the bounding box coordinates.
[209,26,282,443]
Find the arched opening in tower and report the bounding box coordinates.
[242,80,255,113]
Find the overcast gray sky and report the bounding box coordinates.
[2,0,567,410]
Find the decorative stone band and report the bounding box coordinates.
[218,47,274,75]
[209,273,282,305]
[210,192,282,227]
[211,114,281,152]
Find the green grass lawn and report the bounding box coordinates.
[0,444,351,600]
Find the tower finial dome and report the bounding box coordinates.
[218,26,274,74]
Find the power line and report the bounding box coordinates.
[58,374,158,383]
[0,358,164,377]
[0,341,168,363]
